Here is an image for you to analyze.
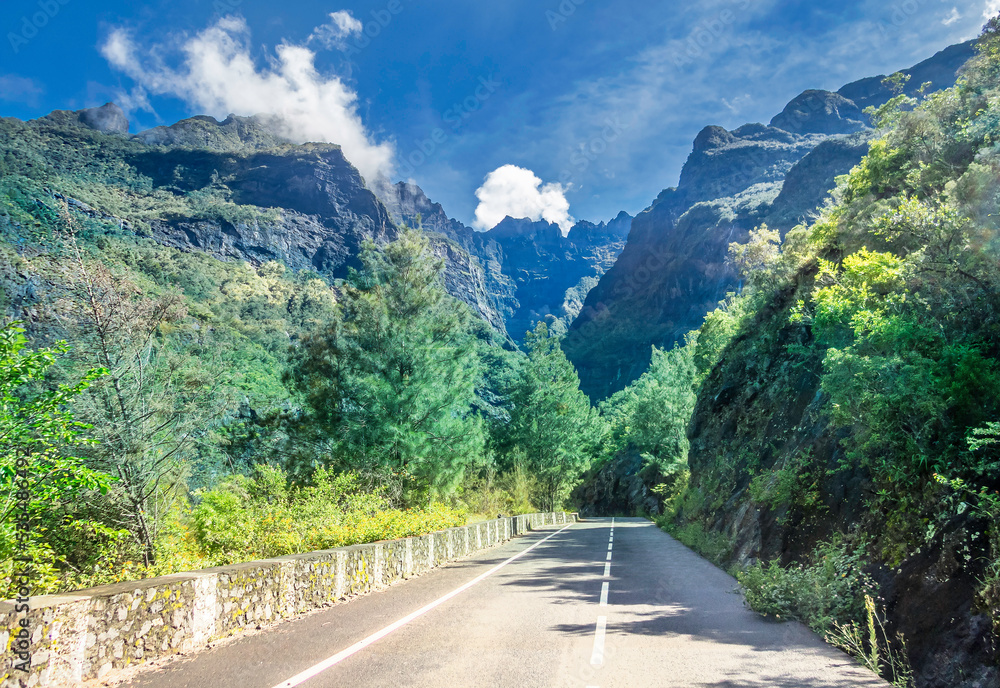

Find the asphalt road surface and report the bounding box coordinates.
[129,518,887,688]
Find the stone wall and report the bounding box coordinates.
[1,512,575,688]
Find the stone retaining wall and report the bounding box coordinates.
[1,512,575,687]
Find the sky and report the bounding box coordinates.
[0,0,995,229]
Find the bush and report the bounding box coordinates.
[51,466,469,590]
[190,466,467,563]
[747,451,823,518]
[460,462,539,520]
[736,538,872,635]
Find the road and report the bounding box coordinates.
[128,518,887,688]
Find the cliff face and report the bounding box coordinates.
[479,214,631,340]
[130,142,398,277]
[564,40,977,401]
[683,269,999,688]
[3,108,526,331]
[5,107,630,341]
[379,180,631,342]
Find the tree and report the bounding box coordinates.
[505,323,605,510]
[728,224,781,289]
[59,234,228,564]
[0,322,113,595]
[287,231,486,501]
[601,339,697,475]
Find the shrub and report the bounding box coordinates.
[748,451,823,518]
[190,466,467,563]
[736,538,871,635]
[460,462,539,520]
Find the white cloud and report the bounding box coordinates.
[473,165,574,233]
[100,16,393,181]
[986,0,1000,19]
[308,11,363,50]
[943,7,962,26]
[472,0,988,224]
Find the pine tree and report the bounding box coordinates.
[506,323,604,510]
[287,231,485,502]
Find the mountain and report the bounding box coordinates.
[671,37,1000,687]
[379,180,632,341]
[23,104,398,276]
[563,40,978,400]
[0,104,630,344]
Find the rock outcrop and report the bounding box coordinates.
[564,40,977,400]
[77,102,130,135]
[378,180,631,342]
[572,451,663,518]
[129,141,397,278]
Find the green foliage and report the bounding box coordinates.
[737,538,873,635]
[934,467,1000,630]
[652,468,689,520]
[502,322,605,510]
[863,73,918,131]
[459,458,539,520]
[190,466,465,562]
[601,338,696,476]
[287,231,486,500]
[968,421,1000,454]
[60,466,468,586]
[728,224,781,286]
[0,322,116,597]
[692,291,754,383]
[783,31,1000,542]
[748,450,823,517]
[809,199,1000,486]
[656,516,733,567]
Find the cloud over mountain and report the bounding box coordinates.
[473,165,574,233]
[101,15,394,181]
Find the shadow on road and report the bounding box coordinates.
[500,518,887,686]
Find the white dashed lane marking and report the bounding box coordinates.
[590,615,608,666]
[584,520,616,684]
[268,523,574,688]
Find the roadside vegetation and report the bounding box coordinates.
[0,225,604,595]
[0,157,605,597]
[641,18,1000,686]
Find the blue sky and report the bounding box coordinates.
[0,0,993,227]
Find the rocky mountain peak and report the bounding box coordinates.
[568,211,633,242]
[487,217,564,241]
[769,89,867,135]
[135,112,293,152]
[692,125,736,152]
[78,102,129,134]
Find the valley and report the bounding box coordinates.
[1,15,999,688]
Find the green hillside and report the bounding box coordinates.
[642,21,1000,685]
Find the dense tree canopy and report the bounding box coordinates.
[287,231,487,500]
